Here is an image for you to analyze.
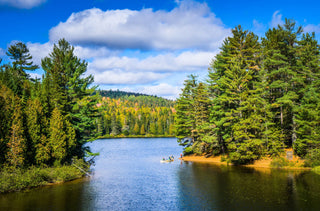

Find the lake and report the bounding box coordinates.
[1,137,320,210]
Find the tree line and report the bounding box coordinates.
[175,19,320,164]
[0,39,98,168]
[96,95,175,137]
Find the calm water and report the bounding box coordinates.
[1,137,320,210]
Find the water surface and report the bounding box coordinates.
[1,138,320,210]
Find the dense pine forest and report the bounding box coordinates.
[175,19,320,165]
[96,93,175,137]
[0,39,98,169]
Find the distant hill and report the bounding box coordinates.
[96,89,176,137]
[98,89,175,107]
[98,89,149,98]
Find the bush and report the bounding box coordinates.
[312,166,320,175]
[0,163,89,193]
[183,146,193,155]
[270,157,289,168]
[304,148,320,167]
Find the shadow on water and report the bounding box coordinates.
[177,162,320,210]
[0,178,93,211]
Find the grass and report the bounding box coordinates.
[311,166,320,175]
[0,160,89,194]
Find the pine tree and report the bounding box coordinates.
[208,26,263,161]
[6,42,38,79]
[42,39,99,158]
[174,75,198,148]
[140,124,146,135]
[0,84,14,165]
[7,97,26,167]
[48,108,67,165]
[294,32,320,156]
[262,19,302,148]
[133,122,140,135]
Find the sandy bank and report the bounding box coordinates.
[180,154,311,170]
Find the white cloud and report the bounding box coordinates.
[269,11,284,28]
[89,69,167,85]
[74,46,114,59]
[0,0,46,9]
[27,42,115,65]
[0,48,5,57]
[117,83,182,99]
[27,42,52,65]
[304,24,320,34]
[140,83,181,99]
[49,1,230,50]
[89,50,217,73]
[28,72,43,79]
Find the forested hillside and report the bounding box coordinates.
[0,39,98,168]
[99,90,175,107]
[175,19,320,165]
[96,95,175,137]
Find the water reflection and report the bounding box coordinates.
[1,138,320,210]
[177,162,320,210]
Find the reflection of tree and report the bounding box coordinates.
[176,162,316,210]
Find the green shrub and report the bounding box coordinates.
[183,146,193,155]
[0,164,89,193]
[270,157,289,168]
[312,166,320,175]
[304,148,320,167]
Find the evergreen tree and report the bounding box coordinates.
[48,108,67,165]
[174,75,198,148]
[42,39,99,158]
[262,19,302,148]
[0,84,14,165]
[140,124,146,135]
[208,26,263,160]
[7,97,26,167]
[6,42,38,79]
[294,32,320,156]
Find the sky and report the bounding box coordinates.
[1,0,320,99]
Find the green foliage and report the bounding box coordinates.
[0,40,97,170]
[304,148,320,167]
[0,162,88,193]
[311,166,320,175]
[97,94,175,137]
[270,157,290,168]
[175,19,320,165]
[183,146,193,155]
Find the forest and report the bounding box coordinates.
[0,39,176,170]
[175,19,320,165]
[0,39,98,169]
[96,92,175,137]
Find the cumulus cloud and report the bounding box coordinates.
[28,72,43,79]
[27,42,52,65]
[49,1,230,50]
[89,50,217,73]
[140,83,181,99]
[74,46,114,59]
[0,48,5,57]
[304,24,320,34]
[118,83,182,99]
[27,42,115,65]
[269,11,284,28]
[88,69,167,85]
[0,0,46,9]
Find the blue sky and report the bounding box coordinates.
[1,0,320,99]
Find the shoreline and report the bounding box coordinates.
[97,135,176,139]
[180,155,311,170]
